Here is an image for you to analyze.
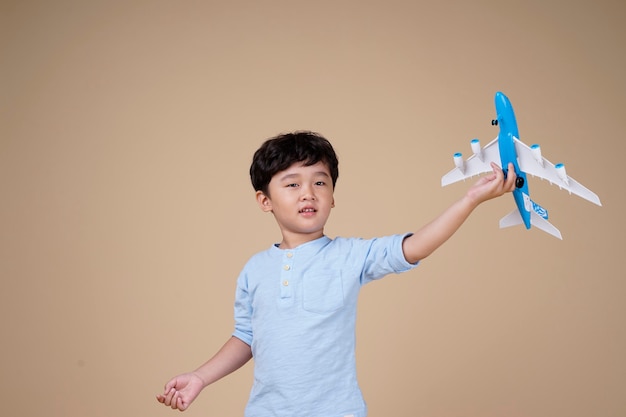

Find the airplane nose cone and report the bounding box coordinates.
[494,91,513,117]
[495,91,508,105]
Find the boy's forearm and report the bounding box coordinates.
[402,195,478,264]
[193,336,253,387]
[403,163,514,264]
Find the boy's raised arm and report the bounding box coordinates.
[402,162,516,264]
[156,336,252,411]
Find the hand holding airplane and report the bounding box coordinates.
[442,92,601,239]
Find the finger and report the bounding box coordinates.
[164,387,176,407]
[164,379,175,394]
[507,162,515,177]
[172,391,181,410]
[177,396,187,411]
[491,167,503,186]
[506,163,517,190]
[487,162,503,182]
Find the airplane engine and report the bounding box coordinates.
[530,144,544,166]
[453,152,464,173]
[470,139,483,161]
[555,163,570,186]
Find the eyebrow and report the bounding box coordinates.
[278,171,330,182]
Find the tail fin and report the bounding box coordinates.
[499,209,525,229]
[531,200,549,220]
[499,205,563,240]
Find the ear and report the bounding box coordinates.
[331,197,335,208]
[256,190,273,212]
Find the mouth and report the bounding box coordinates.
[299,207,317,214]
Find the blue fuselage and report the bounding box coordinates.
[494,92,531,229]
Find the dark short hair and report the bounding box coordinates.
[250,131,339,195]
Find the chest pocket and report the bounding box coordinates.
[302,270,344,314]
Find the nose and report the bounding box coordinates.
[300,184,316,201]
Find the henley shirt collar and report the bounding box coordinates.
[270,235,332,256]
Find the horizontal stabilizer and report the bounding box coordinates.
[499,209,562,239]
[529,210,562,239]
[499,209,524,228]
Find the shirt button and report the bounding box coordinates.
[283,280,289,286]
[286,252,293,258]
[283,265,290,271]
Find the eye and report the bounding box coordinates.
[315,181,326,186]
[286,183,299,188]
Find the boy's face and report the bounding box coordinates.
[256,161,335,248]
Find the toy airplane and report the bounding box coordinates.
[442,92,602,239]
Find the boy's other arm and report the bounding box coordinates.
[402,162,516,264]
[156,336,252,411]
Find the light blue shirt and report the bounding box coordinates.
[233,234,419,417]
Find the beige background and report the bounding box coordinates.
[1,1,625,416]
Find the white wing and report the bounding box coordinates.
[441,137,500,186]
[514,137,602,206]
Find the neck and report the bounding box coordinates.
[278,231,325,249]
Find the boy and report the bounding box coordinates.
[157,131,516,416]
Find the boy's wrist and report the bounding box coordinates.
[191,370,209,387]
[460,193,482,211]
